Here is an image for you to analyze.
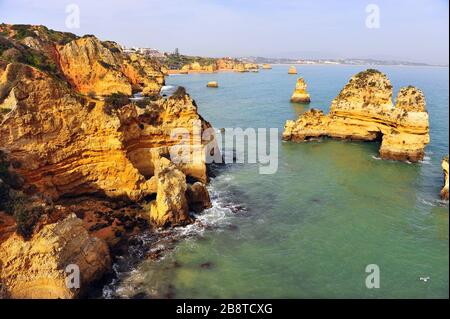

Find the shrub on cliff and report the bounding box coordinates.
[171,86,187,99]
[0,178,11,212]
[11,197,44,239]
[0,150,9,179]
[104,92,130,115]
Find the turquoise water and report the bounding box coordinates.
[111,65,449,298]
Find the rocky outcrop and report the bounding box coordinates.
[441,156,449,200]
[149,157,212,226]
[0,62,154,201]
[149,157,191,227]
[58,37,164,96]
[288,66,297,74]
[187,182,212,213]
[290,77,311,103]
[207,81,219,88]
[0,24,164,97]
[0,214,111,299]
[283,69,430,162]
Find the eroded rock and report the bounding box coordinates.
[0,214,111,299]
[283,69,430,162]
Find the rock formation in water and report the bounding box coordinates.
[288,66,297,74]
[290,77,311,103]
[283,69,430,162]
[0,24,216,298]
[207,81,219,88]
[441,156,449,200]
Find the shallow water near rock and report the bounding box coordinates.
[105,65,448,298]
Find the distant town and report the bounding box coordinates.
[121,46,447,67]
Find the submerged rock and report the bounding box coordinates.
[0,214,111,299]
[283,69,430,162]
[290,77,311,103]
[441,156,449,200]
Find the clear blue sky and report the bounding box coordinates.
[1,0,448,64]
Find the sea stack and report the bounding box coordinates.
[283,69,430,162]
[262,63,272,69]
[441,156,449,200]
[290,77,311,103]
[207,81,219,88]
[288,66,297,74]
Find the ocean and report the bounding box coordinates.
[104,64,449,298]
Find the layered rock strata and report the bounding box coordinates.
[283,69,430,162]
[0,24,216,298]
[0,214,111,299]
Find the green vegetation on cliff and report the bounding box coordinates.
[0,36,60,76]
[0,23,78,44]
[163,53,217,69]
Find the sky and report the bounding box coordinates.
[0,0,448,64]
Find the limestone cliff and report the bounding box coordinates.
[283,69,430,162]
[58,37,164,96]
[0,25,216,298]
[0,214,111,299]
[290,77,311,103]
[0,24,165,97]
[441,156,449,200]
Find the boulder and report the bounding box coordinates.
[187,182,212,213]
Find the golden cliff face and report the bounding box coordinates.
[0,214,110,299]
[58,37,165,96]
[283,69,430,162]
[0,25,215,298]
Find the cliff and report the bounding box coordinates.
[441,156,449,200]
[0,24,215,298]
[283,69,430,162]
